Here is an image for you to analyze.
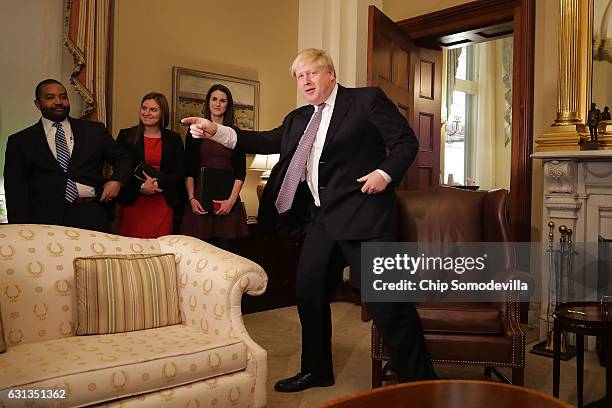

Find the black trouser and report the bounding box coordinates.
[295,211,436,381]
[63,201,112,232]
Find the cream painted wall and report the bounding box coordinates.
[0,1,62,160]
[382,0,473,20]
[112,0,299,218]
[297,0,382,104]
[0,0,81,207]
[532,1,560,243]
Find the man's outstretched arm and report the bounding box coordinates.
[181,116,284,155]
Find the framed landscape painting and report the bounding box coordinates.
[172,67,260,133]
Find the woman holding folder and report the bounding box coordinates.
[181,84,249,248]
[116,92,185,238]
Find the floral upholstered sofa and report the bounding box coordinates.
[0,224,267,407]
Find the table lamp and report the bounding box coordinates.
[249,154,279,200]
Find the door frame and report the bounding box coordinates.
[397,0,535,243]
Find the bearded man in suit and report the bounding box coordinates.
[4,79,131,232]
[182,49,436,392]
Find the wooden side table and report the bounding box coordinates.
[552,302,612,407]
[319,380,573,408]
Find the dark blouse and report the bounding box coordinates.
[184,130,246,182]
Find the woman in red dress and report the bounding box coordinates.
[181,84,248,249]
[116,93,185,238]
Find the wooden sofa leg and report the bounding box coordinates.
[512,368,524,386]
[372,360,383,388]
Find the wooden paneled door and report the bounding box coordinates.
[367,6,442,190]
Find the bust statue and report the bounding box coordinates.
[602,106,611,121]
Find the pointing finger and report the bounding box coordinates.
[181,117,202,125]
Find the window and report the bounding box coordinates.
[444,46,478,185]
[442,38,513,191]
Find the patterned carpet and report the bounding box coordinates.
[243,302,606,407]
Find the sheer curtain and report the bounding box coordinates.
[473,41,496,190]
[64,0,112,122]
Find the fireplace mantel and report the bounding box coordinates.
[532,150,612,160]
[532,151,612,347]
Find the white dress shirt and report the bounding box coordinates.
[211,83,391,206]
[41,117,95,198]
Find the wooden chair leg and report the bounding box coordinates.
[576,335,584,408]
[361,304,372,322]
[512,368,524,386]
[372,359,383,388]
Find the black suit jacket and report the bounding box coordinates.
[236,85,418,240]
[4,117,132,225]
[116,127,186,209]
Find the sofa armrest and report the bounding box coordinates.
[157,235,268,407]
[157,234,267,333]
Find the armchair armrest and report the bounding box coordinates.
[499,268,532,369]
[501,268,534,304]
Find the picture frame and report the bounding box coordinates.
[172,67,260,133]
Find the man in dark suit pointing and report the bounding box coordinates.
[4,79,131,232]
[183,49,436,391]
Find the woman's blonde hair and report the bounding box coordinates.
[290,48,336,77]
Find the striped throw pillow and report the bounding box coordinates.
[74,254,180,335]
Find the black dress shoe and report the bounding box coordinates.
[274,372,335,392]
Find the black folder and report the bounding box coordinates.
[133,161,161,181]
[200,167,234,212]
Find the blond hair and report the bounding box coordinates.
[290,48,336,77]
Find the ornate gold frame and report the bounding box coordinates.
[171,67,260,134]
[535,0,612,151]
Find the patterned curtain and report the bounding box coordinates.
[445,48,462,123]
[63,0,111,122]
[502,38,513,147]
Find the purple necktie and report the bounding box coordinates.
[275,103,326,214]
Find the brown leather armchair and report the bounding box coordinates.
[371,186,528,387]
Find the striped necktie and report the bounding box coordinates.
[275,103,325,214]
[53,122,79,203]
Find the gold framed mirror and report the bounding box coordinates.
[535,0,612,150]
[592,0,612,136]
